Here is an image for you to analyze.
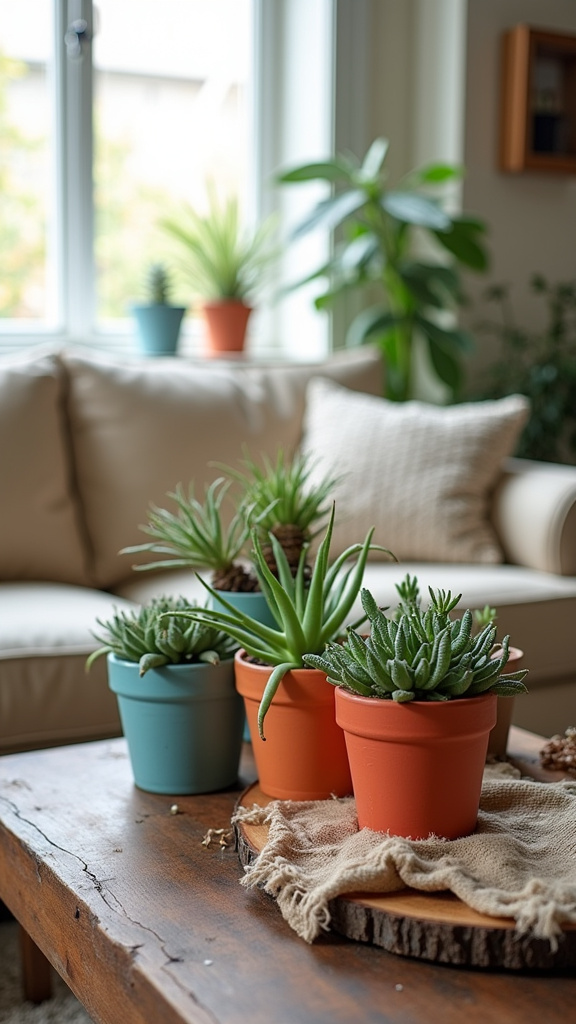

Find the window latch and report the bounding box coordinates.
[65,18,90,60]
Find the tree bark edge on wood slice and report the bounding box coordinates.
[234,782,576,971]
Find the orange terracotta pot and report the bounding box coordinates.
[234,651,352,801]
[335,689,497,839]
[202,300,252,356]
[487,647,524,759]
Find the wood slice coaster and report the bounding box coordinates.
[235,780,576,971]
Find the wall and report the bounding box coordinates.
[462,0,576,379]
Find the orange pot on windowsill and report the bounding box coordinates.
[234,650,352,801]
[202,300,252,357]
[335,688,497,840]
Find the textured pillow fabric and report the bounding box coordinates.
[300,378,530,564]
[0,349,90,585]
[62,347,383,589]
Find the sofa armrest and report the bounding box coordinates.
[492,457,576,575]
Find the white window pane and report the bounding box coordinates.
[0,0,56,324]
[93,0,252,323]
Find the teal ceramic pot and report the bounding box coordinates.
[132,304,186,356]
[212,590,276,742]
[107,654,244,794]
[212,589,276,629]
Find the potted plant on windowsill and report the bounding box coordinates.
[162,184,276,357]
[86,596,242,795]
[131,262,187,357]
[160,505,396,801]
[303,575,528,840]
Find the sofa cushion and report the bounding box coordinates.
[300,378,529,564]
[0,349,90,585]
[0,583,138,752]
[62,347,383,589]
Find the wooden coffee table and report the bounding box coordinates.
[0,730,575,1024]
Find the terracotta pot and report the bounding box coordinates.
[202,300,252,356]
[487,647,524,759]
[335,689,497,839]
[234,650,352,800]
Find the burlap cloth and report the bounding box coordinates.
[233,764,576,946]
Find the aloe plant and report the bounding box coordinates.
[86,596,237,677]
[303,574,528,702]
[121,478,258,591]
[161,505,396,737]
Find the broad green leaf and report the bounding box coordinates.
[433,218,489,270]
[346,306,404,347]
[382,192,452,230]
[360,137,389,180]
[405,163,463,185]
[277,158,356,184]
[291,189,367,240]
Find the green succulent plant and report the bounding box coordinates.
[215,447,338,576]
[161,505,396,737]
[303,574,528,702]
[86,595,238,677]
[122,449,340,590]
[121,477,258,592]
[146,262,174,305]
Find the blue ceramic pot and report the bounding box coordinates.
[212,590,277,742]
[212,589,276,629]
[132,304,186,356]
[107,653,244,794]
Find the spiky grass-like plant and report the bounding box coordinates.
[121,478,258,592]
[218,448,338,576]
[86,596,237,677]
[304,575,528,702]
[162,184,276,302]
[161,505,396,736]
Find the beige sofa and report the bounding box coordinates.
[2,345,576,754]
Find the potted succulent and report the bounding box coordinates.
[303,575,528,839]
[278,137,489,401]
[132,262,186,357]
[160,506,395,801]
[162,184,276,356]
[122,450,336,623]
[86,596,242,795]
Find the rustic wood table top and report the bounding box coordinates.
[0,728,574,1024]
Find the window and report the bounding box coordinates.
[0,0,253,351]
[0,0,344,358]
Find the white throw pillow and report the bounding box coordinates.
[300,378,530,564]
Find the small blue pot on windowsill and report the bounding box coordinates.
[132,303,186,357]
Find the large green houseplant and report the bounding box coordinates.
[162,184,276,355]
[278,137,489,401]
[304,575,528,839]
[161,506,395,800]
[87,596,243,795]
